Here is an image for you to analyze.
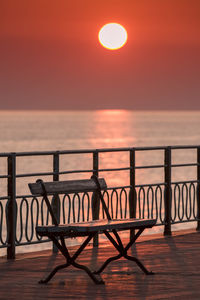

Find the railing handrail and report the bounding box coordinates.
[1,144,200,157]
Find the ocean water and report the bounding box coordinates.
[1,110,200,185]
[0,110,200,254]
[1,110,200,152]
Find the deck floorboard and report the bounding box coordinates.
[0,231,200,299]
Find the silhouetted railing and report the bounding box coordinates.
[0,146,200,259]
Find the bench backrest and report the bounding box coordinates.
[29,178,107,196]
[28,176,110,226]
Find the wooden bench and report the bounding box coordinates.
[29,175,156,284]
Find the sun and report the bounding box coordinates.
[98,23,127,50]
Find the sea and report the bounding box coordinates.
[1,110,200,152]
[1,110,200,254]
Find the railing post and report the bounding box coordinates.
[6,153,17,259]
[164,147,172,235]
[52,151,60,253]
[196,147,200,231]
[129,149,136,240]
[92,151,99,247]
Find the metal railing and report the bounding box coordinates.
[0,145,200,259]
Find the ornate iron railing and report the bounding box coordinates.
[0,145,200,259]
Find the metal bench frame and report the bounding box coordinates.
[29,175,155,284]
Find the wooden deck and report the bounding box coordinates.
[0,230,200,299]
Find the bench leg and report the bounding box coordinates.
[94,229,154,276]
[39,257,104,285]
[39,263,70,284]
[93,253,122,275]
[124,254,154,275]
[72,261,104,284]
[39,233,104,285]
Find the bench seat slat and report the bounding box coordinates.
[29,178,107,195]
[36,218,156,237]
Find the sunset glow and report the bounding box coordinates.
[1,1,200,110]
[98,23,127,50]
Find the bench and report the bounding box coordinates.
[29,175,156,284]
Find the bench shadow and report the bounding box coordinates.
[84,246,109,299]
[130,242,152,300]
[163,235,194,288]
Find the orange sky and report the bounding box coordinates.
[0,0,200,109]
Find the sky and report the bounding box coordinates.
[0,0,200,110]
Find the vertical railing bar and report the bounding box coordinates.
[52,151,60,253]
[92,151,99,247]
[164,147,172,235]
[129,148,136,241]
[7,153,17,259]
[196,147,200,230]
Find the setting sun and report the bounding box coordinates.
[98,23,127,50]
